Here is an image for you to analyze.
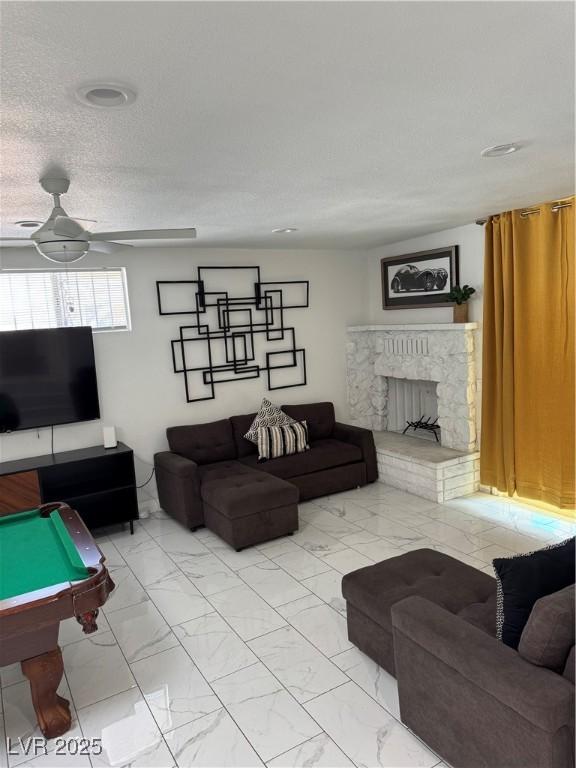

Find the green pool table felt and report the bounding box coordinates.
[0,508,90,601]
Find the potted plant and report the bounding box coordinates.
[448,284,476,323]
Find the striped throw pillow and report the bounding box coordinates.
[257,420,310,461]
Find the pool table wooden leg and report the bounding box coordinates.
[76,609,99,634]
[21,647,71,740]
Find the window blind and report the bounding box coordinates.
[0,268,131,332]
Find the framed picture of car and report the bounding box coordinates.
[381,245,459,309]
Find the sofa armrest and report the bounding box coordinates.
[332,422,378,482]
[392,596,575,733]
[153,451,204,529]
[155,451,198,479]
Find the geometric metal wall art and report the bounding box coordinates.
[156,266,309,402]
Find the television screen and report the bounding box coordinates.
[0,327,100,432]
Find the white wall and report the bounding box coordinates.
[0,225,485,488]
[0,246,368,492]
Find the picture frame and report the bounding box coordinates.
[381,245,459,309]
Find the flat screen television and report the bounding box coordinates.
[0,326,100,432]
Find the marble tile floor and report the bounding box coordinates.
[1,485,573,768]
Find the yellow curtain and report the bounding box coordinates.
[481,197,575,510]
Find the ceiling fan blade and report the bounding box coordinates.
[91,228,196,241]
[89,241,134,254]
[0,237,34,243]
[53,216,87,238]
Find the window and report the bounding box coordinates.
[0,268,131,332]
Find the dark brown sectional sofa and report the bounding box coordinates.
[154,401,377,549]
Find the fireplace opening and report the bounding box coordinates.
[387,378,440,443]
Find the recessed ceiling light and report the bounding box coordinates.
[75,82,137,109]
[16,220,42,228]
[272,228,298,234]
[481,143,521,158]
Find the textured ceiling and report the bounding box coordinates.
[1,1,574,250]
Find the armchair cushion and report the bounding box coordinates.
[518,584,575,671]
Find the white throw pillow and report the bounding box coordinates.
[244,397,294,444]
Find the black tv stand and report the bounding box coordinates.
[0,442,139,533]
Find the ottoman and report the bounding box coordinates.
[201,466,299,550]
[341,548,496,675]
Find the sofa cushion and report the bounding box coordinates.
[493,537,575,649]
[201,471,298,518]
[230,412,258,458]
[167,420,236,465]
[518,584,575,671]
[281,402,335,441]
[243,398,295,444]
[563,646,575,684]
[198,460,255,484]
[240,438,362,479]
[342,549,496,635]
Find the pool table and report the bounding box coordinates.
[0,502,114,739]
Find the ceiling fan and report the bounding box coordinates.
[0,177,196,263]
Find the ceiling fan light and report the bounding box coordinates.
[35,240,89,263]
[16,220,43,228]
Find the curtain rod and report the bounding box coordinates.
[475,200,573,225]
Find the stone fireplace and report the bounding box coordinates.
[346,323,478,452]
[346,324,480,501]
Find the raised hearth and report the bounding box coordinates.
[374,431,480,503]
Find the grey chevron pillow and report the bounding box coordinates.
[244,397,295,444]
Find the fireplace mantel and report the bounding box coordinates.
[348,323,478,332]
